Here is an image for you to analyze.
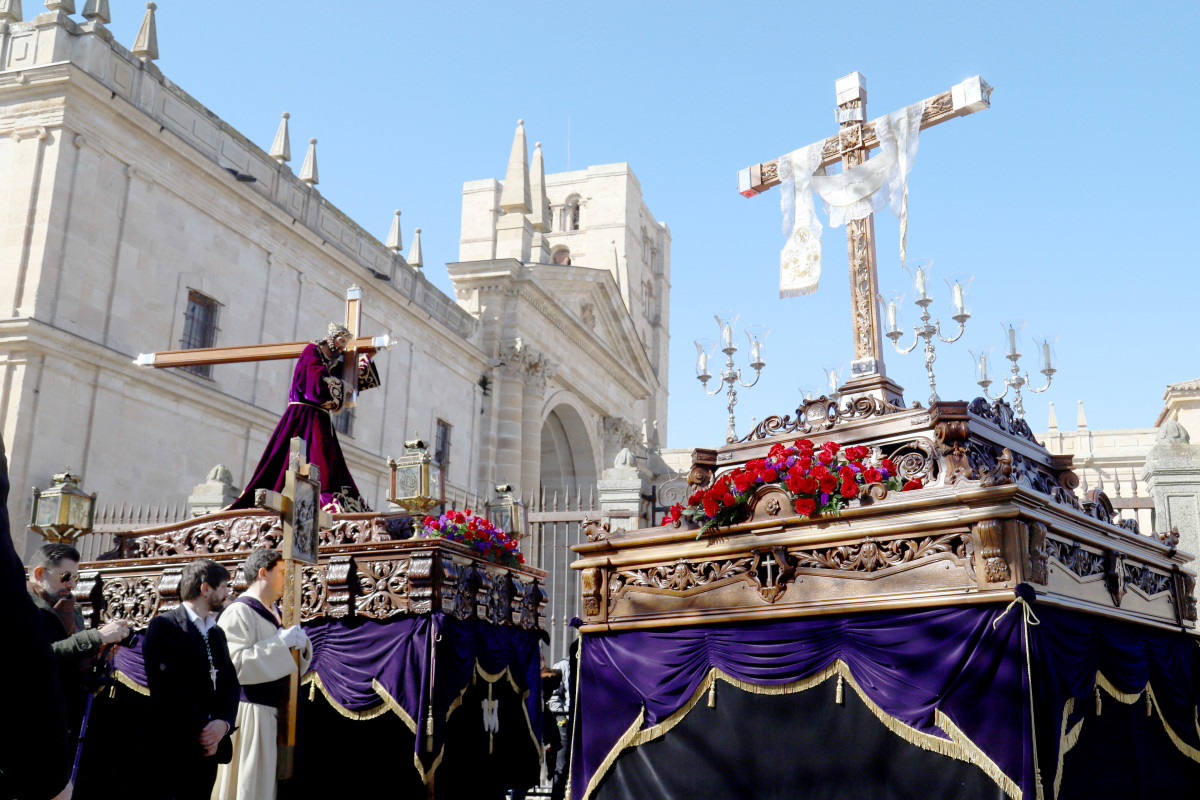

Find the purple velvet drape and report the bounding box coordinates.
[571,600,1200,800]
[115,612,542,773]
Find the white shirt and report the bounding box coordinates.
[182,600,218,637]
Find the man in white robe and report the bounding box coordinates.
[212,548,312,800]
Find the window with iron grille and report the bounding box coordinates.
[435,419,451,468]
[333,406,355,437]
[180,290,221,378]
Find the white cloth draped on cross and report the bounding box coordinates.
[778,100,925,298]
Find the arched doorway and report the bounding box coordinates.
[539,402,597,500]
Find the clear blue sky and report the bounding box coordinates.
[104,1,1198,449]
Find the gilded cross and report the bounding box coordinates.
[737,74,991,405]
[254,437,332,780]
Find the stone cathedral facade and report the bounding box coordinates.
[0,5,670,559]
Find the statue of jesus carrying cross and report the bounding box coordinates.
[136,286,393,512]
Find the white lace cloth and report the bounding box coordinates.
[778,144,823,297]
[778,99,926,294]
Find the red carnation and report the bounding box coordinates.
[668,504,683,523]
[786,474,805,494]
[863,468,883,484]
[769,443,788,459]
[689,491,704,506]
[797,476,819,494]
[796,458,813,471]
[811,464,830,478]
[839,466,857,481]
[820,441,841,455]
[819,476,839,494]
[817,451,834,465]
[794,497,817,516]
[703,497,719,517]
[733,473,753,493]
[722,492,736,508]
[795,439,814,451]
[902,478,924,491]
[881,458,898,472]
[762,469,778,483]
[840,480,860,498]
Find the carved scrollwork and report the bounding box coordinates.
[581,568,601,617]
[973,520,1011,583]
[794,534,967,574]
[583,518,626,543]
[610,557,754,596]
[449,562,480,621]
[1027,522,1049,585]
[1123,563,1172,597]
[355,559,410,619]
[1173,574,1197,623]
[1045,538,1105,579]
[934,420,975,485]
[101,576,161,628]
[886,439,937,484]
[324,555,355,618]
[1082,490,1116,525]
[127,516,282,559]
[979,448,1014,488]
[300,564,327,622]
[967,398,1039,444]
[740,395,904,442]
[322,516,397,546]
[1105,551,1127,607]
[516,579,544,629]
[751,546,795,603]
[483,571,515,626]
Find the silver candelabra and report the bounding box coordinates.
[696,314,768,443]
[884,260,971,405]
[975,324,1056,418]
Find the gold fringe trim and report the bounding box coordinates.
[580,661,1021,800]
[111,669,150,697]
[370,678,419,734]
[1053,673,1200,800]
[300,671,391,721]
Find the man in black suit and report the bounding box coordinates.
[142,559,239,800]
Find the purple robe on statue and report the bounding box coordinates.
[230,342,380,512]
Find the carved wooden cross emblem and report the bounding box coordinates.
[754,545,795,604]
[737,74,991,404]
[135,285,392,405]
[254,437,331,780]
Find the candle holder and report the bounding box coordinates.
[883,260,971,405]
[975,323,1056,418]
[696,314,768,443]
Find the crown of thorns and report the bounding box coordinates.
[327,322,351,340]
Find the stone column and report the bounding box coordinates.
[598,448,649,532]
[1142,420,1200,557]
[493,364,525,492]
[520,355,555,495]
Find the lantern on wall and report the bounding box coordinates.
[387,438,445,513]
[29,469,96,544]
[485,484,528,540]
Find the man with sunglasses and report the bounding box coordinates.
[27,544,133,736]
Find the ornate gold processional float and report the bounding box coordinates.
[568,74,1200,800]
[67,289,549,798]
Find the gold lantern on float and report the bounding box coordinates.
[30,469,96,544]
[387,438,445,513]
[485,484,528,540]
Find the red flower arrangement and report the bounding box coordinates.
[419,508,525,568]
[667,439,922,536]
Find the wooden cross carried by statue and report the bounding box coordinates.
[737,73,991,406]
[135,285,392,405]
[254,436,331,780]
